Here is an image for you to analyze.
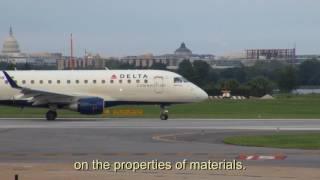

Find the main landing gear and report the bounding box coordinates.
[160,105,169,120]
[46,111,57,121]
[46,105,58,121]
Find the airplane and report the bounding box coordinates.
[0,70,208,121]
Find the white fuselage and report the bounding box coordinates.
[0,70,208,105]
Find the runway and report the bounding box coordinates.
[0,118,320,168]
[1,118,320,130]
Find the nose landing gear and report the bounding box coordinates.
[160,105,169,120]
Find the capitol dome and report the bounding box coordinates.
[174,42,192,57]
[2,27,20,54]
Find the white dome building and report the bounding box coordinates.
[0,27,28,64]
[2,27,21,55]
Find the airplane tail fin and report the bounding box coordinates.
[2,71,21,89]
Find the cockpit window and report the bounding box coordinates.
[174,77,189,83]
[181,77,189,82]
[174,77,183,83]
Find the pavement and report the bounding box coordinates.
[0,118,320,180]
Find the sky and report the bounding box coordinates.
[0,0,320,57]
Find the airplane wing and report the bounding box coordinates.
[3,71,90,106]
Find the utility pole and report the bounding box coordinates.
[70,33,74,69]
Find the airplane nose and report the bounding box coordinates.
[195,88,208,101]
[190,84,208,102]
[199,88,209,101]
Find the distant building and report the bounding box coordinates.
[174,42,192,57]
[0,27,60,68]
[0,27,107,69]
[2,26,20,55]
[209,60,243,69]
[121,54,174,69]
[57,53,105,70]
[28,52,62,67]
[295,54,320,63]
[0,27,28,64]
[245,48,296,61]
[121,42,217,69]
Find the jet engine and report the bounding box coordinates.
[68,97,104,114]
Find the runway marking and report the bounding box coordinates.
[43,153,58,157]
[0,152,236,158]
[115,152,130,156]
[145,152,161,156]
[12,153,27,157]
[101,153,117,156]
[152,132,199,143]
[176,152,193,157]
[1,118,320,120]
[71,153,88,156]
[132,153,148,156]
[1,124,320,131]
[237,154,287,160]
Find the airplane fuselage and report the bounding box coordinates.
[0,70,208,107]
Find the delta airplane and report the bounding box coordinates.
[0,70,208,120]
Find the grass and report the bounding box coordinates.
[223,133,320,149]
[1,94,320,119]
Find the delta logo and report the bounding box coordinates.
[111,74,117,80]
[111,74,148,79]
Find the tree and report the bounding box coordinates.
[6,63,15,70]
[177,59,195,82]
[202,82,220,96]
[17,63,32,70]
[150,62,167,70]
[208,69,219,83]
[247,60,287,81]
[236,85,251,97]
[299,59,320,85]
[219,79,239,91]
[248,77,274,97]
[118,63,136,69]
[0,62,8,70]
[220,68,247,83]
[105,59,122,69]
[277,66,298,92]
[192,60,210,86]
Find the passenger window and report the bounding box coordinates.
[110,80,114,84]
[136,79,140,83]
[93,80,97,84]
[119,80,123,83]
[22,80,26,84]
[144,79,148,83]
[128,80,131,83]
[57,80,61,84]
[67,80,71,84]
[39,80,43,84]
[76,80,79,84]
[102,80,105,84]
[84,80,88,84]
[31,80,35,84]
[48,80,52,84]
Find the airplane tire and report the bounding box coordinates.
[46,111,57,121]
[160,114,168,120]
